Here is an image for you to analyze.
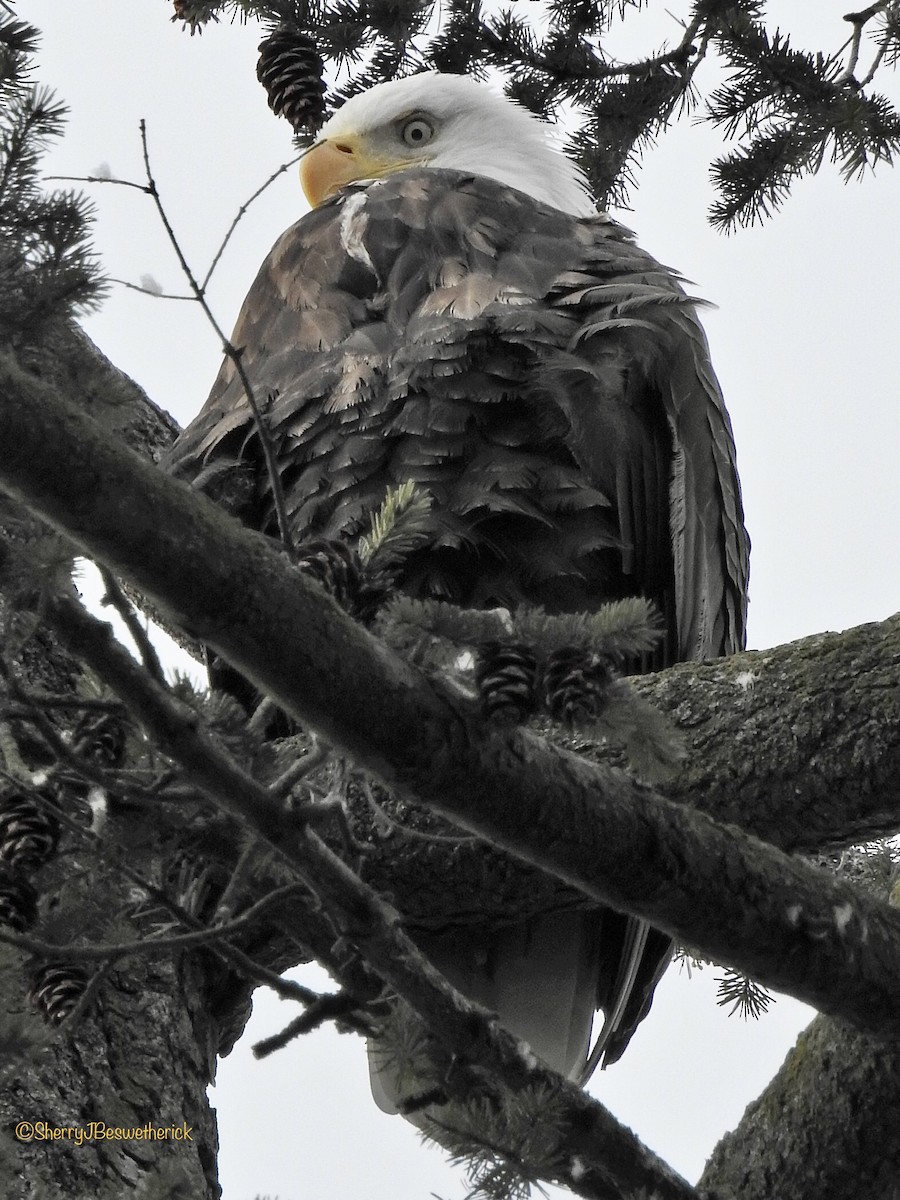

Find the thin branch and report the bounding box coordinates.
[201,151,304,290]
[138,120,296,558]
[843,18,866,78]
[360,778,479,845]
[0,764,325,1008]
[213,839,263,920]
[98,565,166,683]
[859,35,890,86]
[54,957,118,1035]
[485,13,704,82]
[844,1,892,24]
[109,276,195,302]
[269,736,332,798]
[0,718,30,777]
[841,1,892,79]
[0,882,306,960]
[0,662,134,802]
[43,172,151,193]
[1,696,126,714]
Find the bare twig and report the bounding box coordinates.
[214,839,263,921]
[859,34,890,85]
[844,1,892,24]
[269,736,332,798]
[55,958,118,1035]
[43,173,151,193]
[201,151,304,290]
[360,778,479,845]
[0,718,30,777]
[109,276,195,301]
[98,566,166,683]
[1,696,125,714]
[0,882,306,961]
[138,120,296,558]
[841,1,892,79]
[487,13,705,82]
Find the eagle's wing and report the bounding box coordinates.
[164,167,749,1087]
[542,212,749,663]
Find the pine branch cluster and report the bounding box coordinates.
[175,0,900,224]
[707,6,900,228]
[0,18,105,344]
[715,965,773,1019]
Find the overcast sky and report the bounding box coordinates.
[22,2,900,1198]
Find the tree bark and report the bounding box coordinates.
[700,1014,900,1200]
[0,955,219,1200]
[0,327,218,1199]
[637,624,900,850]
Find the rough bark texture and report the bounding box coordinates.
[11,318,179,458]
[0,956,219,1200]
[700,1014,900,1200]
[638,626,900,850]
[0,327,218,1200]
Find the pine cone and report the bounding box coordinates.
[73,712,127,767]
[0,866,37,932]
[257,26,327,134]
[27,962,88,1026]
[476,643,538,725]
[0,791,60,875]
[295,537,365,615]
[542,647,614,725]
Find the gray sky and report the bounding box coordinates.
[24,2,900,1197]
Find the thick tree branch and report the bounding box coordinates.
[700,1012,900,1200]
[634,622,900,851]
[2,354,900,1047]
[5,350,900,1003]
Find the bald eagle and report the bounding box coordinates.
[165,72,749,1107]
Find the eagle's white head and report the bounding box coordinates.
[300,73,595,218]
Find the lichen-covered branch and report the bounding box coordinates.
[634,624,900,851]
[700,1013,900,1200]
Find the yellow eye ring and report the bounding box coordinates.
[401,117,434,148]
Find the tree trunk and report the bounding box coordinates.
[1,324,220,1199]
[1,955,220,1200]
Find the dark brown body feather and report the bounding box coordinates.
[165,167,749,1075]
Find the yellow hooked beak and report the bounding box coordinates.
[300,134,409,207]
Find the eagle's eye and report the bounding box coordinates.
[400,117,434,148]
